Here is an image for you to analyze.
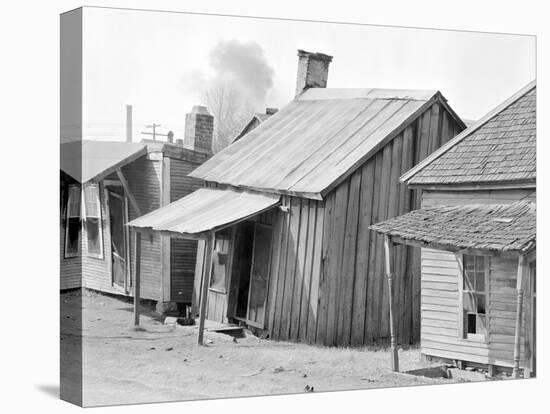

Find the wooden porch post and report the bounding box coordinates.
[133,231,142,327]
[383,235,399,372]
[513,254,526,378]
[198,233,214,345]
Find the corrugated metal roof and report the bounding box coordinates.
[370,201,535,253]
[60,140,147,183]
[128,187,280,237]
[403,81,536,187]
[190,87,447,199]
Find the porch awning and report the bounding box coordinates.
[128,187,280,238]
[369,201,536,254]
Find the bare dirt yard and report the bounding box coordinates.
[61,290,468,407]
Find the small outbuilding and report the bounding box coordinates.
[370,81,536,377]
[129,49,466,346]
[60,106,213,312]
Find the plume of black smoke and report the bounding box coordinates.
[185,40,275,152]
[209,39,274,106]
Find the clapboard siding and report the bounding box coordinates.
[265,101,463,345]
[60,181,82,289]
[422,189,535,207]
[169,158,204,303]
[419,248,531,369]
[81,182,112,293]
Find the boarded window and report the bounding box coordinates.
[64,185,81,258]
[462,254,488,340]
[84,184,103,258]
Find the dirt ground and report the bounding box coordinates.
[61,290,467,407]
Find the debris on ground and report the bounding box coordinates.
[304,385,314,392]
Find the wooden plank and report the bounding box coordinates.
[116,168,142,216]
[513,255,525,378]
[387,133,403,343]
[266,210,284,338]
[290,199,309,341]
[198,234,214,345]
[191,240,206,315]
[422,296,458,307]
[351,161,375,346]
[325,182,350,346]
[365,152,383,343]
[133,231,142,326]
[337,170,361,345]
[422,288,459,299]
[280,197,302,340]
[316,194,335,344]
[273,197,291,339]
[376,144,393,339]
[427,103,440,155]
[307,202,324,343]
[398,126,414,344]
[298,201,316,341]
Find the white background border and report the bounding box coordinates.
[0,1,546,412]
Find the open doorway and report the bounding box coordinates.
[230,221,273,328]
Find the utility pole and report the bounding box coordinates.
[141,124,175,143]
[142,123,161,141]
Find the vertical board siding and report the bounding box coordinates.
[169,158,205,303]
[266,101,463,346]
[419,248,530,368]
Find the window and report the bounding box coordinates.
[64,185,81,258]
[461,254,488,340]
[84,184,103,258]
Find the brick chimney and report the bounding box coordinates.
[184,105,214,153]
[295,50,333,97]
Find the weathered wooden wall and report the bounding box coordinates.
[60,178,83,290]
[419,248,532,369]
[422,189,535,207]
[266,101,464,345]
[192,209,276,323]
[419,187,535,368]
[267,196,325,343]
[123,156,163,301]
[70,155,163,301]
[169,157,205,303]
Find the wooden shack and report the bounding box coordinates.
[60,106,212,311]
[370,81,536,376]
[129,50,466,346]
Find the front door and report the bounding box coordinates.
[108,191,128,291]
[246,224,273,328]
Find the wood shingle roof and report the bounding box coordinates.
[403,81,536,187]
[370,201,535,253]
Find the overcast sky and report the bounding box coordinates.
[79,7,535,142]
